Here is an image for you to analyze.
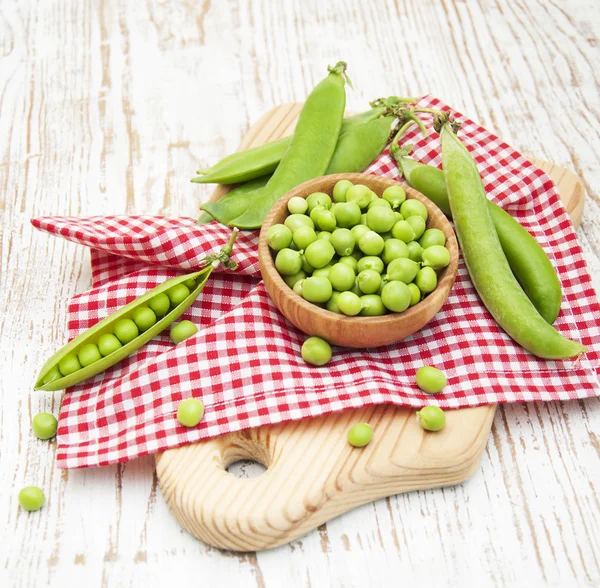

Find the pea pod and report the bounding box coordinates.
[199,115,396,227]
[191,106,392,186]
[397,155,562,324]
[229,62,350,229]
[439,121,585,360]
[35,230,239,391]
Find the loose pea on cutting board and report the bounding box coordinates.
[155,103,585,552]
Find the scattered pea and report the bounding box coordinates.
[416,366,447,394]
[293,226,318,250]
[177,398,205,427]
[283,270,307,289]
[266,223,293,251]
[419,228,446,249]
[400,199,428,221]
[32,412,58,440]
[170,320,199,344]
[306,191,332,212]
[285,213,315,233]
[333,179,353,202]
[316,209,337,232]
[337,291,362,316]
[345,184,372,208]
[347,423,374,447]
[421,245,451,270]
[381,281,411,313]
[382,185,406,208]
[302,277,332,304]
[301,336,332,366]
[275,248,303,276]
[18,486,45,512]
[416,405,446,432]
[415,266,438,294]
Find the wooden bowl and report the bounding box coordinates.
[258,173,459,348]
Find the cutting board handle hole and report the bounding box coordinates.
[226,460,267,479]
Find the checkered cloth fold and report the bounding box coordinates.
[32,97,600,469]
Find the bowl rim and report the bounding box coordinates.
[258,172,459,328]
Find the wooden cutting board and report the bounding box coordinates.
[155,103,585,552]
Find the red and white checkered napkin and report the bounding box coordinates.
[32,97,600,469]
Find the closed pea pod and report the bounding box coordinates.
[397,154,563,324]
[230,62,351,229]
[34,230,239,391]
[439,120,584,359]
[192,107,389,186]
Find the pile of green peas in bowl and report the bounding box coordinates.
[266,179,452,316]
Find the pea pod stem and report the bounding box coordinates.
[440,121,585,359]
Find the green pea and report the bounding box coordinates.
[113,318,140,344]
[419,228,446,249]
[386,257,419,284]
[416,405,446,432]
[301,254,315,274]
[285,213,315,233]
[360,213,369,226]
[394,212,404,223]
[333,201,362,228]
[275,248,303,275]
[366,206,396,233]
[131,307,157,333]
[330,228,356,257]
[359,294,386,316]
[400,199,428,221]
[408,282,422,306]
[391,220,415,243]
[97,333,123,356]
[177,398,205,427]
[421,245,451,270]
[416,366,447,394]
[302,277,332,304]
[293,279,305,297]
[382,185,406,209]
[337,291,362,316]
[316,230,332,242]
[301,336,332,366]
[32,412,58,440]
[312,265,333,279]
[170,320,199,344]
[326,291,343,314]
[349,278,362,296]
[357,269,381,294]
[339,255,358,271]
[358,231,384,256]
[310,205,326,225]
[382,239,409,265]
[406,215,426,240]
[293,226,317,250]
[283,270,307,289]
[368,198,392,210]
[288,196,309,215]
[304,240,335,269]
[266,224,293,251]
[167,284,191,307]
[148,293,171,318]
[316,209,337,232]
[415,266,438,294]
[183,277,197,290]
[18,486,45,512]
[357,256,384,274]
[351,224,371,241]
[328,263,356,291]
[345,184,372,209]
[78,343,102,367]
[42,365,62,385]
[333,179,353,203]
[407,241,424,263]
[306,192,332,212]
[58,353,81,376]
[347,423,373,447]
[381,281,411,313]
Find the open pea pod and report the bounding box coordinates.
[35,229,239,392]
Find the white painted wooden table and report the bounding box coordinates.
[1,1,599,586]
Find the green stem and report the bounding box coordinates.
[401,110,428,137]
[328,61,353,89]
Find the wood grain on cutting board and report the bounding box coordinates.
[155,103,585,552]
